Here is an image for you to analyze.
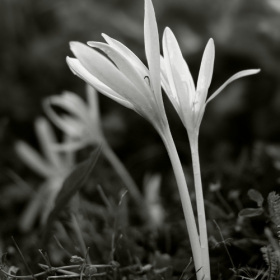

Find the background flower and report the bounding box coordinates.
[15,117,74,231]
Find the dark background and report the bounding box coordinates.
[1,0,280,160]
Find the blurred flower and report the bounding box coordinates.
[66,0,168,138]
[143,173,165,228]
[161,27,260,137]
[44,85,103,151]
[15,117,74,231]
[45,85,151,221]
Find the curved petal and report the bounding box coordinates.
[163,27,195,100]
[144,0,162,107]
[69,42,145,108]
[196,38,215,105]
[162,32,178,105]
[99,34,149,78]
[66,57,134,110]
[50,92,95,135]
[58,115,85,136]
[206,69,261,104]
[35,118,63,169]
[43,98,82,137]
[15,141,53,178]
[160,55,180,114]
[53,91,88,122]
[171,67,193,130]
[87,41,152,103]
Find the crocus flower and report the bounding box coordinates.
[161,27,260,137]
[162,27,260,280]
[66,0,203,278]
[44,85,103,151]
[15,117,74,231]
[66,0,168,138]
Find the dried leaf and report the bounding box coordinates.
[248,189,264,207]
[238,207,263,218]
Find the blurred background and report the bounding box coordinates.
[1,0,280,213]
[1,0,280,276]
[1,0,280,161]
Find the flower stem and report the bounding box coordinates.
[102,141,152,224]
[162,128,203,280]
[189,134,210,280]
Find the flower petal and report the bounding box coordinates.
[15,141,53,178]
[69,42,145,109]
[87,41,152,103]
[35,117,63,169]
[170,66,193,130]
[206,69,261,104]
[163,27,195,101]
[144,0,162,105]
[160,55,180,114]
[196,38,215,103]
[99,34,149,79]
[43,98,82,137]
[48,92,88,123]
[59,91,88,120]
[66,57,134,110]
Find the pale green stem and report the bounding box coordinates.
[102,141,152,224]
[162,127,203,280]
[189,133,210,280]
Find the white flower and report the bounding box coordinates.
[15,117,74,231]
[161,27,260,136]
[44,85,103,151]
[66,0,168,137]
[65,1,204,275]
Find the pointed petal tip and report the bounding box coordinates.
[66,56,75,65]
[206,38,215,49]
[144,0,151,6]
[206,68,262,104]
[163,27,174,41]
[87,41,95,47]
[208,38,215,46]
[164,26,172,34]
[101,33,108,39]
[240,69,261,75]
[69,41,79,49]
[66,57,80,76]
[69,42,89,56]
[144,0,156,18]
